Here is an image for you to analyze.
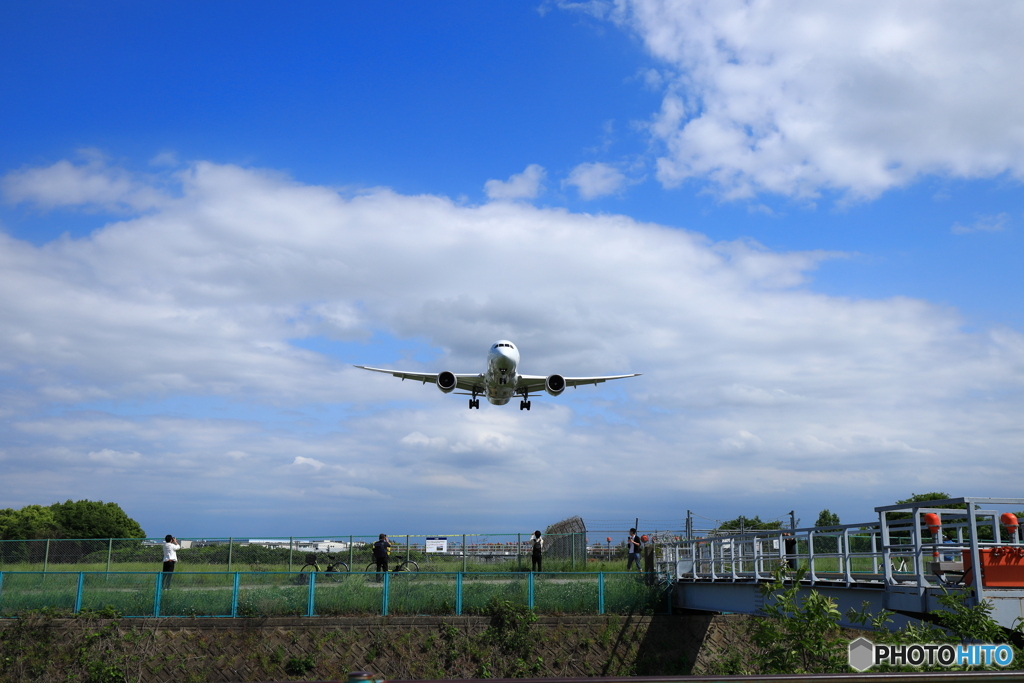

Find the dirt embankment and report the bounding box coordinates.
[0,613,757,682]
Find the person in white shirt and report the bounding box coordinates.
[626,529,641,572]
[162,534,181,589]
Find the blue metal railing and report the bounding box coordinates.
[0,570,667,618]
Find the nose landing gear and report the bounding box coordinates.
[519,390,531,411]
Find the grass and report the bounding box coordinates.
[0,570,666,618]
[0,555,643,574]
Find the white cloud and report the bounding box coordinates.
[87,448,142,465]
[563,162,627,199]
[2,150,167,211]
[400,432,448,449]
[597,1,1024,200]
[951,212,1010,235]
[290,456,325,471]
[1,158,1022,534]
[483,164,546,200]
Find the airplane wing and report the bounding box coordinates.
[353,366,484,393]
[515,373,642,395]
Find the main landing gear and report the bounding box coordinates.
[469,391,480,409]
[520,392,531,411]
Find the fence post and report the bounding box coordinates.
[288,537,293,572]
[528,571,535,610]
[462,534,467,573]
[106,538,113,574]
[598,572,604,615]
[571,533,576,570]
[456,572,463,616]
[406,534,411,566]
[75,572,84,614]
[382,571,390,616]
[154,573,163,617]
[517,533,521,570]
[43,539,50,573]
[306,571,316,617]
[228,538,233,573]
[349,535,354,568]
[231,572,240,617]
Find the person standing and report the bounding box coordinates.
[372,533,391,579]
[642,535,655,574]
[530,530,543,572]
[783,533,798,570]
[626,528,641,572]
[162,534,180,589]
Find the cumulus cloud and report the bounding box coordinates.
[593,1,1024,200]
[1,158,1022,534]
[2,150,167,211]
[564,162,627,199]
[483,164,546,200]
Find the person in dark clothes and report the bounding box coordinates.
[531,530,543,571]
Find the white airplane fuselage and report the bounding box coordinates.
[354,339,639,411]
[485,340,521,405]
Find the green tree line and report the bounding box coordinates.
[0,500,145,540]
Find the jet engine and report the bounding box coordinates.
[436,371,457,394]
[545,374,566,396]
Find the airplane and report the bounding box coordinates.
[354,340,641,410]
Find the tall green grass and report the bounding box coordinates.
[0,570,666,618]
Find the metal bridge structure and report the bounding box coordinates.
[657,497,1024,630]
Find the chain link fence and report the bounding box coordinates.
[0,533,610,573]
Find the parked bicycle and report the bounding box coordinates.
[364,558,419,573]
[299,552,350,581]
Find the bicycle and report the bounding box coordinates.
[364,558,419,573]
[299,552,350,581]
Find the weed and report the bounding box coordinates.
[284,654,316,675]
[750,568,850,674]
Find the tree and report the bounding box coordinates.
[894,492,959,507]
[0,500,145,540]
[0,505,62,540]
[886,492,963,521]
[814,509,840,527]
[50,500,145,539]
[717,515,782,532]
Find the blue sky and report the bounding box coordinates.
[2,1,1023,539]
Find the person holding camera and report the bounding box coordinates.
[162,534,181,589]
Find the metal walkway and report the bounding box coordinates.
[658,497,1024,629]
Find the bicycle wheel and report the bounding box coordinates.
[325,562,349,579]
[396,560,418,572]
[298,564,319,584]
[364,562,378,573]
